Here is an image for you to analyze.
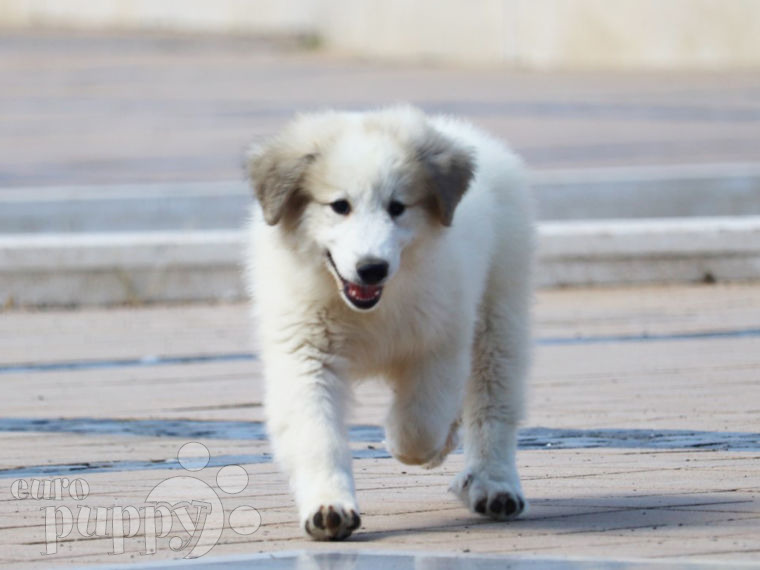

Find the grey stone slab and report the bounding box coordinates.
[79,550,760,570]
[3,164,760,234]
[3,30,760,188]
[3,218,760,305]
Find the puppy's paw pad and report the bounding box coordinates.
[303,504,361,541]
[484,491,524,518]
[449,470,526,521]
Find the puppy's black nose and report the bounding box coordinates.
[356,258,389,285]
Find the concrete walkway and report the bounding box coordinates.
[2,27,760,569]
[2,29,760,188]
[1,284,759,567]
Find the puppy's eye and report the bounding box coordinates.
[388,200,406,218]
[330,199,351,215]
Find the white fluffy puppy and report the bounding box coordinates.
[245,106,534,540]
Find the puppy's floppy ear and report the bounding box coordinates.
[246,142,317,226]
[416,130,475,227]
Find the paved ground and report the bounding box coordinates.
[2,27,760,569]
[2,29,760,188]
[1,284,759,567]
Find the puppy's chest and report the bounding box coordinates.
[333,299,452,373]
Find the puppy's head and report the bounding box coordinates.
[247,107,474,312]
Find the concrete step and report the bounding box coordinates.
[3,218,760,307]
[2,164,760,233]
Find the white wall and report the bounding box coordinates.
[514,0,760,68]
[2,0,760,68]
[319,0,760,68]
[0,0,318,34]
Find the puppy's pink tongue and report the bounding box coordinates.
[347,283,381,301]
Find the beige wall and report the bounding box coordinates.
[319,0,510,63]
[514,0,760,68]
[320,0,760,68]
[2,0,760,68]
[0,0,318,34]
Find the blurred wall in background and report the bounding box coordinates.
[0,0,320,35]
[1,0,759,69]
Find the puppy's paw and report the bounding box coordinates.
[449,469,526,521]
[302,504,361,541]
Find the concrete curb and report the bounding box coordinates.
[539,217,760,287]
[3,163,760,232]
[0,232,244,306]
[3,218,760,307]
[531,163,760,220]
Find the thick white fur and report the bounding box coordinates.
[245,107,534,540]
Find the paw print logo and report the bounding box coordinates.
[144,442,261,559]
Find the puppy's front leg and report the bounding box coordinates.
[450,301,530,521]
[265,355,360,540]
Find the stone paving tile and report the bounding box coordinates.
[0,284,759,566]
[2,30,760,187]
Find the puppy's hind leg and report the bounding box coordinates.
[450,287,531,521]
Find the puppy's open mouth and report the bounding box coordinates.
[326,252,383,311]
